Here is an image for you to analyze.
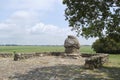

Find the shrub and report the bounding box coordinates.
[92,37,120,54]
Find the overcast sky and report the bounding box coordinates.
[0,0,96,45]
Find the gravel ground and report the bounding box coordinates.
[0,56,85,80]
[1,56,119,80]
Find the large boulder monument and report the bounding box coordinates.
[64,35,80,54]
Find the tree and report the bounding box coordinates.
[63,0,120,39]
[92,36,120,54]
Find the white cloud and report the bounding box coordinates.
[11,11,34,19]
[0,21,96,45]
[0,23,9,29]
[6,10,39,25]
[1,0,60,11]
[0,23,16,31]
[0,10,96,45]
[0,0,96,45]
[28,23,73,35]
[0,10,74,45]
[0,19,96,45]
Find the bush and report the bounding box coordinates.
[92,37,120,54]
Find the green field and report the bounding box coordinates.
[0,46,65,53]
[0,45,94,53]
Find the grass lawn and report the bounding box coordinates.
[107,54,120,67]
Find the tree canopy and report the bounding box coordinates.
[63,0,120,39]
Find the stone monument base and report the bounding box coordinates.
[65,47,80,53]
[66,53,81,59]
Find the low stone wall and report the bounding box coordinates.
[84,54,109,69]
[0,52,109,69]
[81,53,97,57]
[81,53,107,57]
[14,52,48,61]
[0,53,13,58]
[0,52,66,60]
[13,52,66,61]
[14,53,35,61]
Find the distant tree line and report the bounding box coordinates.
[0,44,64,46]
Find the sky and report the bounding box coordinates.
[0,0,96,45]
